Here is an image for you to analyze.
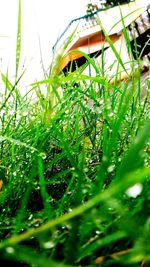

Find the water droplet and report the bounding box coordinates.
[28,214,33,220]
[108,112,114,117]
[107,164,115,173]
[22,111,28,116]
[82,188,88,194]
[43,241,55,249]
[39,152,46,159]
[84,168,89,173]
[126,183,143,198]
[6,247,15,254]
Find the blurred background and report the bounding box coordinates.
[0,0,87,87]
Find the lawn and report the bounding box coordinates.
[0,1,150,266]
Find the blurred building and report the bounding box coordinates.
[53,0,150,82]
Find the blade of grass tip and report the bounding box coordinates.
[139,38,150,60]
[15,0,21,80]
[13,0,22,124]
[1,71,23,103]
[73,61,89,76]
[1,72,13,90]
[0,71,25,112]
[1,71,13,100]
[96,16,129,77]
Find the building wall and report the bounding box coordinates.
[97,0,148,35]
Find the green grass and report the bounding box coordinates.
[0,1,150,266]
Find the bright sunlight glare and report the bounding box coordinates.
[0,0,87,89]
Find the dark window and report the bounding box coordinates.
[130,28,150,59]
[127,6,150,60]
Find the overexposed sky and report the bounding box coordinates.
[0,0,87,88]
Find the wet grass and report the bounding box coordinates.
[0,1,150,266]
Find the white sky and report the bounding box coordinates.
[0,0,88,89]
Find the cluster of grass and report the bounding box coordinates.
[0,1,150,266]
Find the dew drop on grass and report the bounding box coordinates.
[99,99,104,105]
[22,111,28,116]
[84,167,89,173]
[28,214,33,220]
[107,164,115,173]
[65,109,69,114]
[126,183,143,198]
[39,152,46,159]
[6,247,15,254]
[43,241,55,249]
[108,112,114,117]
[82,188,88,194]
[61,226,66,230]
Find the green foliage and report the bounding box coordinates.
[0,1,149,266]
